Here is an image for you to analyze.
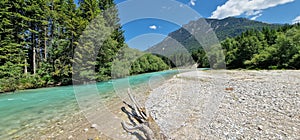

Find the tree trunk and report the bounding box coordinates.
[24,58,28,74]
[33,46,36,75]
[32,31,36,75]
[44,26,47,60]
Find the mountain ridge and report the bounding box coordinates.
[146,17,282,54]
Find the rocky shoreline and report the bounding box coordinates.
[12,70,300,139]
[146,70,300,139]
[13,85,152,140]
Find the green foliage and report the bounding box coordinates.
[219,24,300,69]
[192,49,209,67]
[111,48,169,78]
[189,24,300,69]
[0,74,45,93]
[73,14,110,83]
[147,17,282,69]
[131,54,169,74]
[0,0,170,92]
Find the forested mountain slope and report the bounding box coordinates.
[193,24,300,69]
[147,17,282,53]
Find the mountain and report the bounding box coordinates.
[205,17,282,40]
[147,17,282,54]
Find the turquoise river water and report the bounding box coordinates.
[0,70,179,139]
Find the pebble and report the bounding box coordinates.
[83,128,88,132]
[257,125,263,131]
[91,124,97,128]
[146,70,300,139]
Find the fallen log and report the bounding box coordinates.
[121,88,168,140]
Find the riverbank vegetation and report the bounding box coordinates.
[0,0,169,93]
[192,24,300,69]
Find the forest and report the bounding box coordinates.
[0,0,169,92]
[192,24,300,69]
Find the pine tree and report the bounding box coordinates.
[73,0,111,83]
[96,0,125,80]
[0,0,27,78]
[23,0,49,75]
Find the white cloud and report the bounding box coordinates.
[189,0,196,6]
[210,0,294,19]
[250,13,263,20]
[292,16,300,24]
[246,10,262,16]
[149,25,157,30]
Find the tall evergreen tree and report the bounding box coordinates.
[0,0,27,78]
[0,0,171,92]
[96,0,125,80]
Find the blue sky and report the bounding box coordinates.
[110,0,300,50]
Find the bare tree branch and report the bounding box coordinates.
[121,88,168,140]
[121,121,155,140]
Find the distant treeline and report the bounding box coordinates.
[191,24,300,69]
[0,0,169,93]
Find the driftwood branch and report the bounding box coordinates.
[127,88,148,120]
[121,88,168,140]
[121,121,155,140]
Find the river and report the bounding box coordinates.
[0,70,179,139]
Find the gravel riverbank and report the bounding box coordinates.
[146,70,300,139]
[14,70,300,139]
